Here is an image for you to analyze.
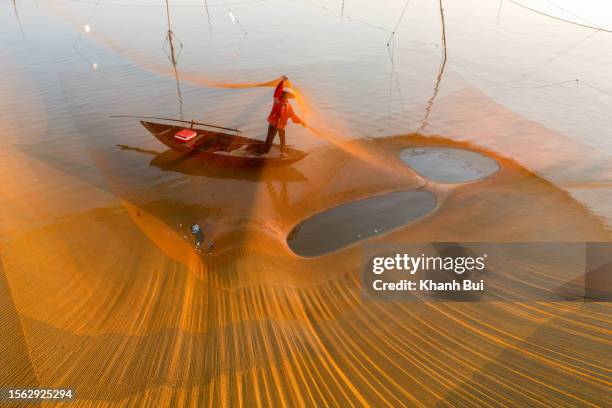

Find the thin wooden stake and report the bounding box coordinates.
[418,0,447,133]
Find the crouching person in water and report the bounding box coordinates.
[264,76,307,154]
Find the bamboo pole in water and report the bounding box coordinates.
[439,0,447,63]
[164,0,184,119]
[417,0,447,133]
[204,0,211,30]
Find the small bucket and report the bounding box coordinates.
[174,129,197,142]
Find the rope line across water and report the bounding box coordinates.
[507,0,612,33]
[56,0,270,8]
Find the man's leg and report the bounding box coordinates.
[278,129,286,152]
[264,125,278,153]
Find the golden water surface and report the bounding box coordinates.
[1,0,611,406]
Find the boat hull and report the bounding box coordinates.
[141,121,308,166]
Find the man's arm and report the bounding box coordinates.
[273,76,288,99]
[288,105,306,126]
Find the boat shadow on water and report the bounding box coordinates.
[116,144,309,183]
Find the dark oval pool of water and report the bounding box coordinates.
[400,147,499,183]
[287,190,436,257]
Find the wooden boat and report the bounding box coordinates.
[141,121,308,166]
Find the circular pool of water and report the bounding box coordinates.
[400,147,499,183]
[287,190,436,257]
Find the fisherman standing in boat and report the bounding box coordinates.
[263,76,307,154]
